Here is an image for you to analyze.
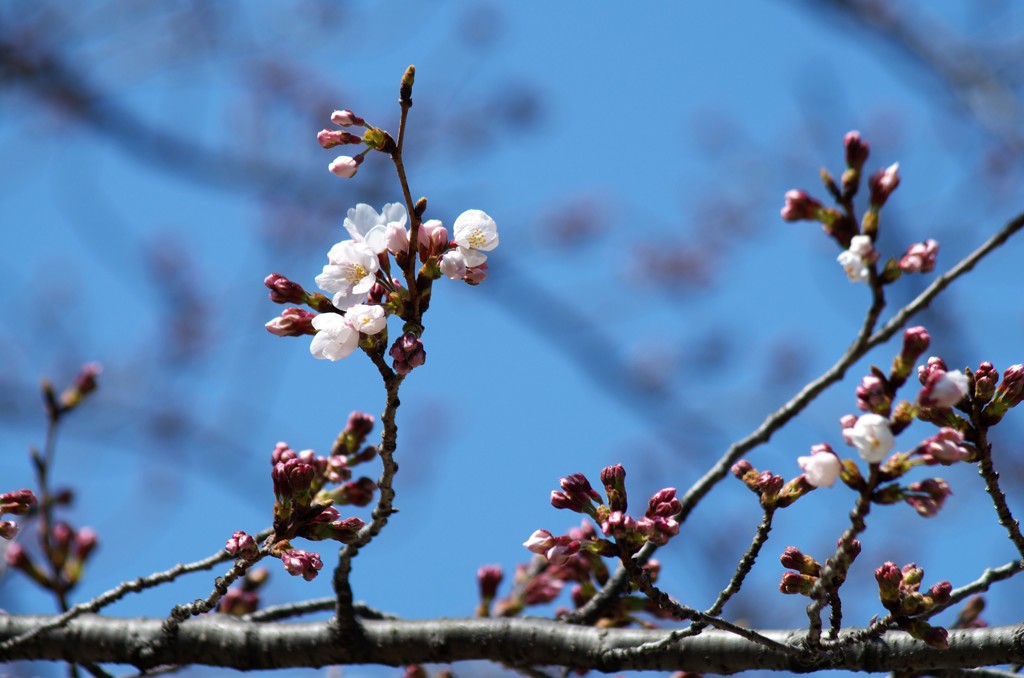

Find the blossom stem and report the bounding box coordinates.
[632,506,777,654]
[333,352,405,628]
[969,401,1024,558]
[804,465,878,648]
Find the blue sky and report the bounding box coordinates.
[2,2,1024,675]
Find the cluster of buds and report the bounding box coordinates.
[318,107,384,179]
[978,363,1024,426]
[0,489,36,540]
[778,540,860,596]
[6,522,98,592]
[259,412,378,580]
[528,466,681,562]
[731,460,814,507]
[41,363,102,422]
[871,478,953,518]
[875,561,951,648]
[781,131,941,288]
[219,567,269,616]
[500,520,666,624]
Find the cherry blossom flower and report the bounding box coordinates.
[309,305,387,362]
[346,303,387,335]
[310,313,359,361]
[837,234,874,283]
[452,210,499,267]
[315,240,379,309]
[440,250,467,280]
[797,446,842,487]
[344,203,407,254]
[842,413,895,463]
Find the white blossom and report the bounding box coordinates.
[797,451,841,488]
[837,235,874,283]
[346,304,387,335]
[315,240,379,310]
[440,250,468,280]
[344,203,407,254]
[922,370,969,408]
[842,413,895,463]
[452,210,499,267]
[310,313,359,361]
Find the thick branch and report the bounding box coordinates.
[1,616,1024,673]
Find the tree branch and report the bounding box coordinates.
[2,616,1024,673]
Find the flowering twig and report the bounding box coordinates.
[925,559,1024,620]
[568,210,1024,626]
[622,506,777,656]
[804,466,879,647]
[333,356,404,624]
[967,410,1024,558]
[0,535,255,656]
[616,568,801,658]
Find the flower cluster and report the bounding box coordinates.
[731,460,814,507]
[246,411,379,581]
[875,561,952,649]
[507,465,684,620]
[266,102,500,374]
[488,519,665,624]
[789,324,1024,525]
[778,540,860,596]
[526,466,681,562]
[780,131,940,287]
[265,197,498,370]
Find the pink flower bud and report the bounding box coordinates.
[477,565,503,600]
[331,109,365,127]
[0,521,19,540]
[899,239,939,274]
[328,154,364,178]
[264,273,308,304]
[463,264,489,285]
[74,527,98,561]
[386,223,410,255]
[916,428,968,465]
[317,129,363,149]
[226,530,258,559]
[0,489,37,516]
[523,529,556,554]
[780,190,823,222]
[265,308,317,337]
[281,549,323,581]
[844,131,870,172]
[868,162,900,207]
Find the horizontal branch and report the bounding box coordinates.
[1,615,1023,673]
